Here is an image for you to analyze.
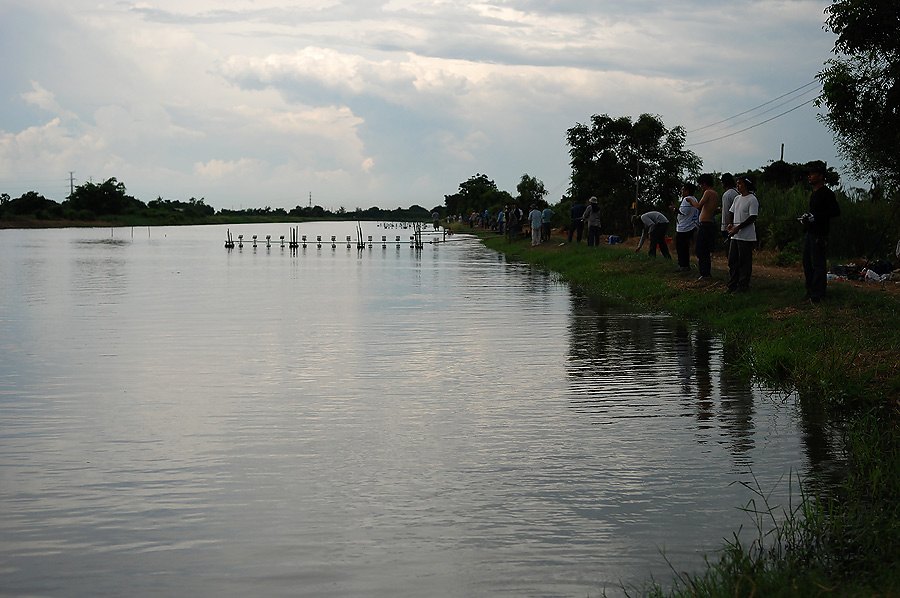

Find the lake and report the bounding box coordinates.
[0,222,822,597]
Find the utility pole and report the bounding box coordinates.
[69,172,75,196]
[634,159,640,217]
[780,143,785,162]
[309,192,312,208]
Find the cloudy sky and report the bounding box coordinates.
[1,0,844,211]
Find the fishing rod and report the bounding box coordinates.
[765,217,805,224]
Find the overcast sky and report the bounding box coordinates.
[1,0,845,211]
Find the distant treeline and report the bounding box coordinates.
[0,178,436,226]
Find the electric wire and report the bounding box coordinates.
[685,98,818,147]
[689,86,819,143]
[687,80,819,134]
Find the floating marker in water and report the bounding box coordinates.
[225,222,452,254]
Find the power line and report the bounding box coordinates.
[689,87,819,143]
[687,80,819,134]
[685,98,818,147]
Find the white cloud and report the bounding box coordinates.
[193,157,266,179]
[21,81,78,122]
[0,0,849,208]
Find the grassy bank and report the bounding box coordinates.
[473,228,900,596]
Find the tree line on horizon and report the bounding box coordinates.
[0,178,434,225]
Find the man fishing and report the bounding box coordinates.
[802,161,840,304]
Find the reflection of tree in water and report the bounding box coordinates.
[694,328,715,427]
[796,393,847,492]
[565,293,764,467]
[718,339,756,464]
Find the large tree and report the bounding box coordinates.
[817,0,900,194]
[566,113,701,232]
[64,178,146,216]
[443,173,514,216]
[516,174,548,208]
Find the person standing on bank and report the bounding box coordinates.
[507,204,520,240]
[632,211,672,258]
[725,177,759,292]
[541,205,555,242]
[720,173,739,255]
[528,204,543,247]
[674,183,699,271]
[802,161,841,303]
[687,174,720,280]
[568,199,586,243]
[583,197,602,246]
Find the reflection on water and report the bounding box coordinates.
[0,224,832,597]
[567,302,758,469]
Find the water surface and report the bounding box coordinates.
[1,223,814,597]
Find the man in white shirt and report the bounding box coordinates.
[528,204,543,246]
[725,177,759,292]
[674,183,699,272]
[632,211,671,258]
[720,173,739,255]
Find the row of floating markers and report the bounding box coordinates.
[224,228,444,250]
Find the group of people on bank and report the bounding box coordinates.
[631,161,840,302]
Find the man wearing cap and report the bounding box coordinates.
[720,173,739,255]
[583,197,602,246]
[725,176,759,292]
[802,161,841,303]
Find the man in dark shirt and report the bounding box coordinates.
[568,200,586,243]
[802,161,841,303]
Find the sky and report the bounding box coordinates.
[0,0,847,212]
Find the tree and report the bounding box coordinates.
[64,178,146,216]
[443,173,513,216]
[0,191,62,219]
[516,174,548,208]
[817,0,900,193]
[566,113,701,233]
[759,160,840,189]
